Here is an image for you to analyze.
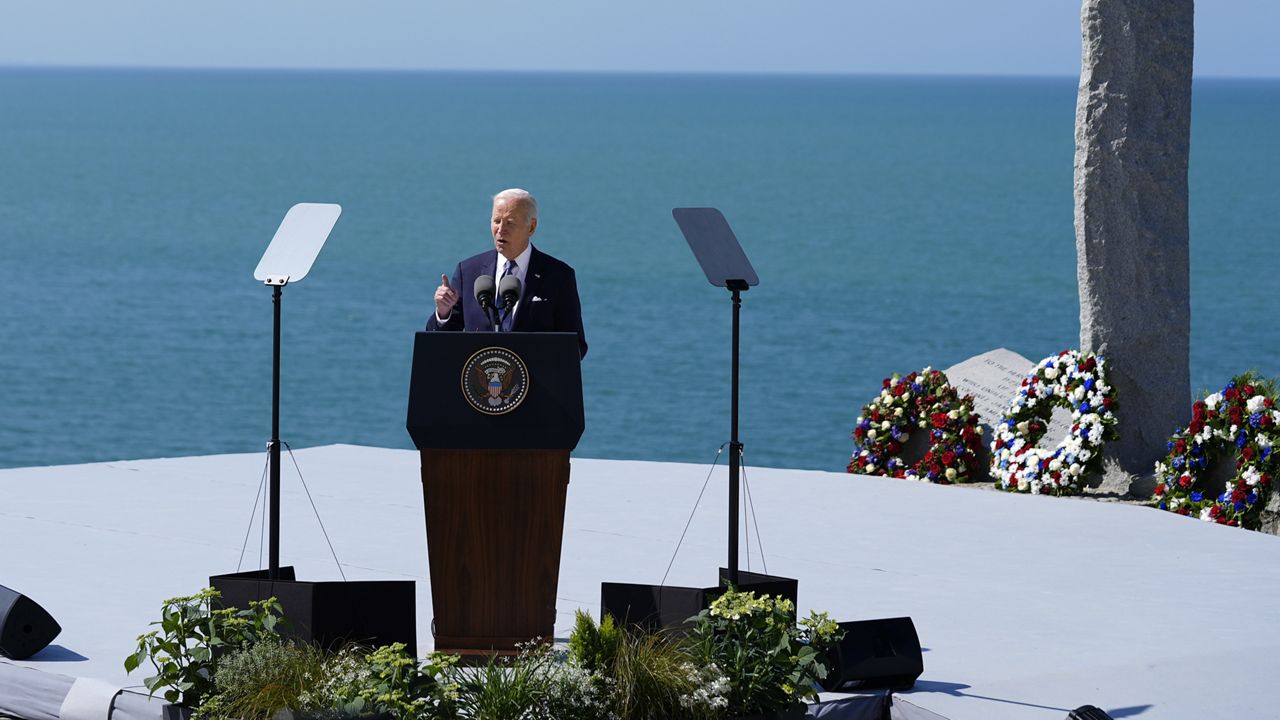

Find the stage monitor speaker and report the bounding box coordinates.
[1067,706,1114,720]
[820,616,922,692]
[0,584,62,660]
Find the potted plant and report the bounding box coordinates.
[123,588,283,720]
[688,589,843,720]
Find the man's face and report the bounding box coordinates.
[491,198,537,260]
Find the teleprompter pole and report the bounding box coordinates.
[727,280,748,587]
[269,283,282,580]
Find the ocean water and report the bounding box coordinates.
[0,69,1277,472]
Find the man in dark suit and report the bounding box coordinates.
[427,189,587,359]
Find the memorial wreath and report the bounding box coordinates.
[849,368,985,483]
[1153,374,1279,529]
[989,350,1118,495]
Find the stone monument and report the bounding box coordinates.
[1074,0,1194,494]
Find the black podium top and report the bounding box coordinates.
[406,331,585,450]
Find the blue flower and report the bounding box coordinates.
[886,459,897,469]
[933,429,944,440]
[1250,413,1263,428]
[1248,493,1258,504]
[1172,456,1185,468]
[1219,492,1230,502]
[1085,378,1095,391]
[1081,427,1091,440]
[1234,501,1247,513]
[1263,447,1273,461]
[1158,501,1167,510]
[1079,402,1091,413]
[1237,432,1248,449]
[1167,440,1175,451]
[1226,380,1237,390]
[911,383,923,394]
[1191,492,1203,502]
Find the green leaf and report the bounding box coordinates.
[123,652,140,673]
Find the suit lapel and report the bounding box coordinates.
[513,247,545,331]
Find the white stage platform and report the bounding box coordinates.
[3,444,1279,719]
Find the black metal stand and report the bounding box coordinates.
[269,283,283,579]
[726,280,748,587]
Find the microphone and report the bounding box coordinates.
[473,275,497,330]
[498,274,522,328]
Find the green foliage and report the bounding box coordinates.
[329,643,459,720]
[123,588,284,707]
[610,629,724,720]
[689,589,843,717]
[454,646,550,720]
[567,610,622,674]
[195,639,331,720]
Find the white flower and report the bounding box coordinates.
[1243,467,1261,486]
[881,421,891,431]
[1044,367,1060,379]
[945,468,957,480]
[1247,395,1267,414]
[1069,463,1082,475]
[1073,386,1086,400]
[1199,507,1213,522]
[865,464,876,473]
[1049,459,1063,471]
[1205,393,1223,410]
[867,429,877,440]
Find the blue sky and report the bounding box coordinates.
[0,1,1276,77]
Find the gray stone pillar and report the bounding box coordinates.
[1074,0,1194,493]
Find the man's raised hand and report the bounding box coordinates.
[435,273,459,319]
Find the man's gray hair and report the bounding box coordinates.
[493,188,538,220]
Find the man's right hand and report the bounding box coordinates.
[435,273,459,320]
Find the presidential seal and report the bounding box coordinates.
[461,346,530,415]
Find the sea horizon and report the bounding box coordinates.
[1,69,1276,471]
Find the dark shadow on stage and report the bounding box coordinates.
[26,645,89,662]
[906,680,1070,713]
[1106,705,1154,718]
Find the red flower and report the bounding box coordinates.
[1242,447,1255,461]
[882,378,892,389]
[1154,484,1166,496]
[929,463,942,476]
[1174,439,1187,454]
[931,413,948,428]
[1266,398,1275,409]
[1192,402,1206,420]
[1230,407,1244,425]
[1232,488,1247,503]
[1178,475,1192,489]
[1102,397,1114,410]
[1084,357,1097,372]
[893,384,908,397]
[995,439,1005,450]
[1210,505,1222,518]
[1189,420,1205,435]
[1263,415,1274,428]
[941,451,956,466]
[854,427,866,441]
[1177,507,1190,516]
[1262,473,1273,486]
[1225,388,1239,400]
[888,441,902,454]
[1244,384,1256,396]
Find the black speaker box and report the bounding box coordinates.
[601,569,799,633]
[821,616,923,691]
[0,584,62,660]
[210,568,417,655]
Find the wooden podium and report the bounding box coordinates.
[406,331,584,656]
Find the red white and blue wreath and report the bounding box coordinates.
[989,350,1118,495]
[1153,374,1278,529]
[848,368,985,483]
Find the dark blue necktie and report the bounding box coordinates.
[500,259,517,331]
